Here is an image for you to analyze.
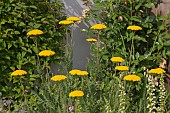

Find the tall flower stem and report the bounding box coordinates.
[33,38,41,71]
[147,75,157,113]
[158,74,166,112]
[75,98,81,113]
[71,24,74,48]
[96,30,100,67]
[129,32,135,67]
[65,26,70,75]
[118,30,127,58]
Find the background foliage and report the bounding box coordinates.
[0,0,65,106]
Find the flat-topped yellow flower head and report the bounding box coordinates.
[59,20,74,25]
[69,69,81,75]
[148,68,165,74]
[69,90,84,97]
[38,50,55,57]
[86,38,97,43]
[66,16,81,22]
[69,69,88,76]
[111,57,124,63]
[11,70,27,76]
[51,75,67,81]
[127,25,142,30]
[115,66,129,71]
[77,71,89,76]
[91,24,107,30]
[123,75,141,81]
[27,29,44,38]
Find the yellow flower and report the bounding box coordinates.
[51,75,67,81]
[86,38,97,43]
[11,70,27,76]
[27,29,43,36]
[69,90,84,97]
[127,25,142,30]
[77,71,89,76]
[66,16,81,22]
[59,20,74,25]
[123,75,141,81]
[38,50,55,57]
[69,69,81,75]
[148,68,165,74]
[91,24,107,30]
[115,66,129,71]
[111,57,124,62]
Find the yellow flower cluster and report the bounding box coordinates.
[148,68,165,74]
[110,57,124,63]
[69,90,84,97]
[115,66,129,71]
[38,50,55,57]
[123,75,141,81]
[11,70,27,76]
[66,16,81,22]
[127,25,142,30]
[27,29,44,36]
[51,75,67,81]
[69,69,88,76]
[86,38,97,43]
[91,24,107,30]
[59,20,74,25]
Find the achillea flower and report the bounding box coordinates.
[86,38,97,43]
[115,66,129,71]
[66,16,81,22]
[111,57,124,62]
[91,24,107,30]
[77,71,89,76]
[59,20,74,25]
[69,69,81,75]
[11,70,27,76]
[127,25,142,30]
[51,75,67,81]
[69,90,84,97]
[123,75,141,81]
[148,68,165,74]
[38,50,55,57]
[27,29,43,36]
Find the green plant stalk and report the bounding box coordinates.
[71,23,74,48]
[33,37,41,72]
[129,31,135,67]
[118,29,127,58]
[75,98,81,113]
[107,0,114,12]
[150,30,160,54]
[96,30,100,66]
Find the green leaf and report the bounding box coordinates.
[135,36,147,42]
[14,31,20,34]
[18,22,25,26]
[144,3,154,8]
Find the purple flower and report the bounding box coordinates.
[69,105,74,112]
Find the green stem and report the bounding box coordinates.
[150,30,160,54]
[129,32,134,67]
[33,38,41,72]
[118,29,127,58]
[96,30,100,68]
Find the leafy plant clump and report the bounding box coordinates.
[0,0,66,109]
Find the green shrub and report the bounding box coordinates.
[0,0,65,102]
